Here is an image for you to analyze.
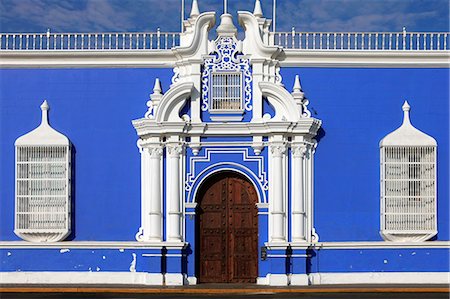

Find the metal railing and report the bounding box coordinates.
[0,29,180,50]
[272,28,449,50]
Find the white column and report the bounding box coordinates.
[136,145,150,241]
[291,143,307,242]
[270,143,286,242]
[166,143,183,242]
[148,144,163,241]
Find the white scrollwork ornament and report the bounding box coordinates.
[201,36,252,112]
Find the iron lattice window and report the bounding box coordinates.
[15,145,71,240]
[380,146,436,237]
[210,72,242,111]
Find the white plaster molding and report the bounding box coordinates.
[0,272,165,286]
[308,272,450,285]
[259,81,301,121]
[290,274,309,286]
[154,82,194,123]
[164,273,185,286]
[309,241,450,249]
[172,12,216,61]
[266,274,290,286]
[0,51,177,68]
[133,118,321,138]
[0,240,447,249]
[238,11,282,60]
[186,276,197,285]
[185,147,268,196]
[1,50,448,69]
[280,50,450,68]
[268,140,287,243]
[166,142,184,242]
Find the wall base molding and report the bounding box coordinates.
[0,272,164,286]
[309,272,450,285]
[1,271,448,286]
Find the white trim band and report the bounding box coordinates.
[309,272,450,285]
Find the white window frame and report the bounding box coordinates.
[379,101,437,242]
[14,101,72,242]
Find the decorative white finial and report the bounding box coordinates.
[293,75,302,93]
[152,78,162,95]
[40,100,49,126]
[224,0,227,14]
[402,100,411,125]
[253,0,263,17]
[190,0,200,18]
[216,13,237,37]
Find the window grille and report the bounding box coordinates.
[380,101,437,242]
[210,72,242,111]
[15,101,71,242]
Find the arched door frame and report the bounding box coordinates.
[188,164,266,205]
[194,169,260,283]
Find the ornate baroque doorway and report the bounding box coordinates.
[196,171,259,283]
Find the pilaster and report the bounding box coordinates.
[136,141,163,242]
[166,140,184,242]
[291,142,308,242]
[269,139,287,242]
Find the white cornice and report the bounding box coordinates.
[0,241,187,249]
[280,50,450,68]
[1,240,447,249]
[0,50,177,68]
[266,241,450,250]
[132,118,321,138]
[1,50,449,69]
[310,241,450,249]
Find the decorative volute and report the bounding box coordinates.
[216,13,237,37]
[380,101,437,147]
[190,0,200,18]
[15,100,69,146]
[253,0,263,17]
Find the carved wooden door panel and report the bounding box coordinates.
[198,172,258,283]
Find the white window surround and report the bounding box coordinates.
[379,101,437,242]
[14,100,71,242]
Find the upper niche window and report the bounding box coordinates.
[379,101,437,242]
[211,72,242,111]
[15,100,71,242]
[201,36,252,121]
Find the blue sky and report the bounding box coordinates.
[0,0,449,33]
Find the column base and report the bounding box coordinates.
[267,274,289,286]
[290,274,309,286]
[164,273,185,286]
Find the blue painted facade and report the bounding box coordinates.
[1,66,448,280]
[0,10,449,286]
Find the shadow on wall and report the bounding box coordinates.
[315,127,326,143]
[66,145,76,241]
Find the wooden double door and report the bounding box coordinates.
[197,171,259,283]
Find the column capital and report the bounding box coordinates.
[291,143,308,158]
[148,145,163,158]
[166,143,183,157]
[269,143,286,157]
